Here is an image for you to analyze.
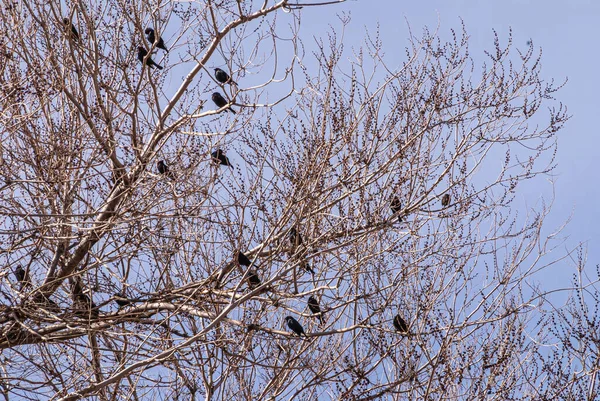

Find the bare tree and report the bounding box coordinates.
[0,0,582,399]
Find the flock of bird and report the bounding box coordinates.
[14,19,454,340]
[60,19,238,173]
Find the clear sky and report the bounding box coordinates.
[295,0,599,293]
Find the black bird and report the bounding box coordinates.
[247,271,261,290]
[156,160,174,179]
[289,227,303,247]
[390,196,402,222]
[307,296,324,324]
[71,279,99,319]
[63,18,79,41]
[288,227,313,274]
[74,293,99,319]
[14,265,26,284]
[211,149,232,167]
[393,314,408,334]
[212,92,236,114]
[113,293,131,307]
[157,160,168,174]
[215,251,254,289]
[214,68,237,85]
[285,316,306,337]
[145,28,168,52]
[441,193,451,207]
[137,46,163,70]
[238,251,252,267]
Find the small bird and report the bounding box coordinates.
[307,296,324,324]
[14,265,26,284]
[212,92,236,114]
[238,251,252,267]
[211,149,232,167]
[137,46,163,70]
[393,314,408,334]
[71,279,99,319]
[63,18,79,41]
[441,193,451,207]
[285,316,306,337]
[145,28,168,52]
[215,251,255,289]
[289,227,303,247]
[156,160,174,179]
[247,271,261,289]
[157,160,168,175]
[214,68,237,85]
[288,227,313,274]
[113,293,131,307]
[75,293,99,319]
[390,196,402,222]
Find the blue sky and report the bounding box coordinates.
[293,0,598,292]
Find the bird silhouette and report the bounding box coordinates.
[71,279,99,319]
[145,28,168,52]
[441,193,450,207]
[238,251,252,267]
[247,271,261,290]
[113,293,132,307]
[307,296,324,324]
[212,92,236,114]
[156,160,174,179]
[288,227,313,274]
[289,227,303,247]
[285,316,306,337]
[390,196,402,222]
[214,68,237,85]
[63,18,79,41]
[214,251,255,289]
[211,149,232,167]
[393,314,408,334]
[137,46,163,70]
[14,265,26,284]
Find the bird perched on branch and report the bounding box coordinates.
[307,296,324,324]
[113,293,132,307]
[390,195,402,222]
[211,149,232,167]
[14,265,26,284]
[157,160,168,174]
[63,18,79,41]
[247,270,261,290]
[212,92,236,114]
[289,227,303,248]
[288,227,314,275]
[238,251,252,267]
[71,278,99,319]
[14,265,32,290]
[145,28,168,52]
[393,314,408,334]
[137,46,163,70]
[214,250,256,289]
[441,193,451,207]
[157,160,175,179]
[285,316,306,337]
[214,68,237,85]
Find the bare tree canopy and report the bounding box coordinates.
[2,1,595,400]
